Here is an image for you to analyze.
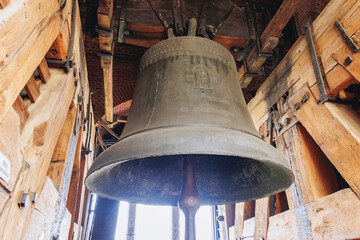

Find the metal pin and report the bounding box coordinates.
[18,191,29,209]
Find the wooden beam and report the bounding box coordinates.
[267,188,360,239]
[67,131,83,240]
[12,95,30,131]
[0,0,61,123]
[101,56,114,122]
[37,58,51,84]
[288,84,360,198]
[254,197,270,240]
[248,0,360,128]
[97,0,113,29]
[276,122,339,204]
[24,75,41,103]
[47,103,77,191]
[239,0,301,88]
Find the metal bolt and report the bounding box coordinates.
[264,131,269,137]
[302,94,308,103]
[294,102,301,111]
[124,29,130,36]
[49,49,57,55]
[231,46,241,53]
[31,192,38,203]
[18,191,29,209]
[283,117,291,126]
[276,124,282,132]
[216,215,224,221]
[344,56,353,66]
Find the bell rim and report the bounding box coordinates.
[85,125,294,205]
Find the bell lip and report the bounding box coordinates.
[85,125,294,204]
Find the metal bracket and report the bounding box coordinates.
[304,22,334,103]
[118,0,128,43]
[334,20,359,53]
[95,25,113,36]
[242,60,258,77]
[172,0,184,35]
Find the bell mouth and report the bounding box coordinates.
[85,126,294,205]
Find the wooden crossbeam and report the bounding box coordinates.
[24,75,40,103]
[239,0,301,88]
[37,58,51,84]
[12,95,30,131]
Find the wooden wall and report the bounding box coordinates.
[0,0,95,239]
[232,0,360,239]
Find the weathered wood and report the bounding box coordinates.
[37,58,51,84]
[288,85,360,198]
[0,68,76,240]
[267,188,360,240]
[101,56,114,122]
[46,22,70,60]
[98,0,113,29]
[47,103,77,191]
[12,95,30,131]
[0,108,22,194]
[234,202,245,239]
[24,76,41,103]
[0,0,61,123]
[239,0,301,88]
[248,0,360,128]
[242,217,255,239]
[254,197,270,240]
[0,0,10,9]
[23,177,59,240]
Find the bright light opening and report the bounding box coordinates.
[115,202,213,240]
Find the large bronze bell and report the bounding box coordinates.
[85,36,293,206]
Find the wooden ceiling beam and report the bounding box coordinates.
[239,0,301,88]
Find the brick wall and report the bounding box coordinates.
[84,36,146,118]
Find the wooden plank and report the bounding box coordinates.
[0,0,61,123]
[0,0,10,9]
[101,56,114,122]
[234,202,245,239]
[254,197,270,240]
[24,75,41,103]
[12,95,30,131]
[37,58,51,84]
[268,188,360,240]
[0,68,76,240]
[47,103,77,191]
[288,84,360,198]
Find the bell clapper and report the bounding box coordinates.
[178,155,201,240]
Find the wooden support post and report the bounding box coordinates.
[12,95,30,131]
[254,197,270,240]
[37,58,51,84]
[288,85,360,198]
[234,203,245,239]
[276,122,339,205]
[101,56,114,122]
[24,75,41,103]
[97,0,113,29]
[239,0,301,88]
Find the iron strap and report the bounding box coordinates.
[334,20,359,53]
